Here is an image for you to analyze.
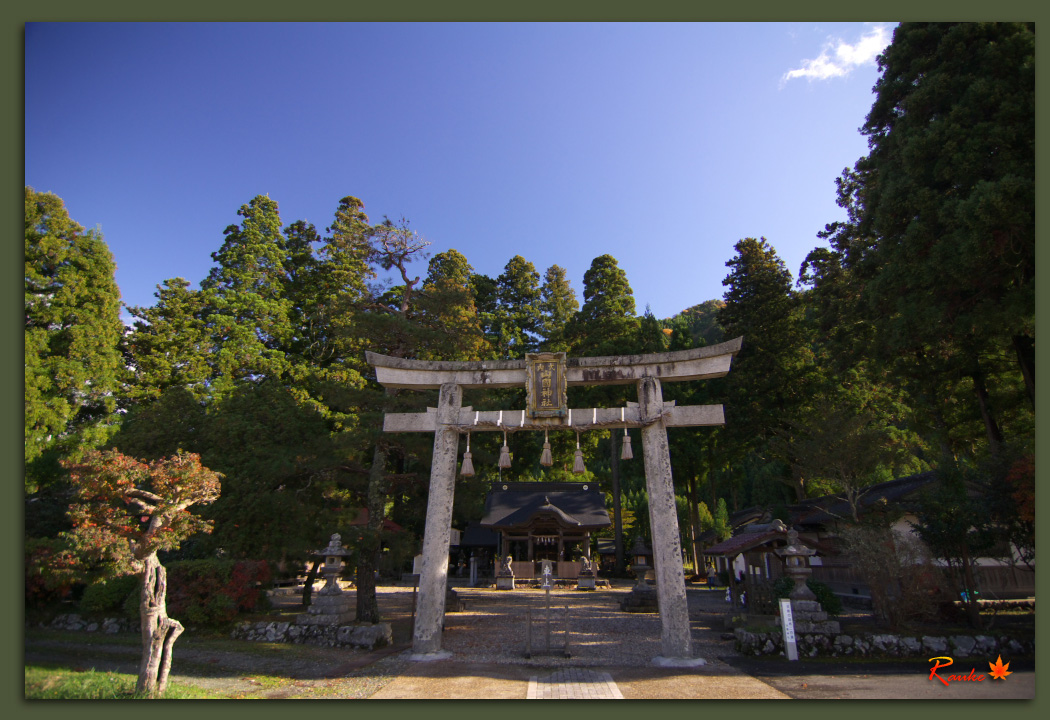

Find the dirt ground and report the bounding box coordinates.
[25,582,1037,700]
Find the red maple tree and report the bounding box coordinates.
[63,449,221,697]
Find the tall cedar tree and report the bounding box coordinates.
[124,279,214,404]
[566,254,639,357]
[25,187,123,492]
[538,264,579,352]
[491,255,543,359]
[831,23,1034,452]
[201,195,294,389]
[566,254,640,571]
[118,196,374,572]
[718,238,809,504]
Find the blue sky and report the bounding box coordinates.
[25,22,895,321]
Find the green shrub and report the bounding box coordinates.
[772,576,842,616]
[165,559,271,625]
[25,538,79,606]
[79,575,140,616]
[123,588,141,620]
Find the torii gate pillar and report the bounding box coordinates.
[411,382,461,658]
[638,376,695,662]
[367,337,742,664]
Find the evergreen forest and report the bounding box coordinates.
[25,23,1034,618]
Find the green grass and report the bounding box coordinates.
[25,665,213,700]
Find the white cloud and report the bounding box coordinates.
[781,24,893,86]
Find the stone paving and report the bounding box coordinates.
[527,668,624,700]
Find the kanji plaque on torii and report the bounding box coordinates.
[525,352,567,418]
[366,336,743,665]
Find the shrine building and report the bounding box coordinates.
[479,481,611,580]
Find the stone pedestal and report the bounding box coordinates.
[777,599,840,634]
[296,593,355,626]
[496,554,515,590]
[620,583,659,612]
[622,558,659,612]
[445,587,464,612]
[577,570,596,590]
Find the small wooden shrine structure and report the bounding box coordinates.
[480,481,610,578]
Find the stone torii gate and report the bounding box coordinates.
[366,336,742,664]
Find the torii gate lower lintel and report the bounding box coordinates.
[366,336,743,664]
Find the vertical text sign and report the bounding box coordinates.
[779,598,799,661]
[526,352,567,418]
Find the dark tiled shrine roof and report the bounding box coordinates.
[480,482,612,530]
[788,471,938,526]
[459,522,499,547]
[703,530,787,557]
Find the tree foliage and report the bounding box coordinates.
[538,264,579,352]
[566,254,638,357]
[62,449,221,697]
[29,40,1035,638]
[815,22,1034,455]
[25,187,124,491]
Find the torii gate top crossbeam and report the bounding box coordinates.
[366,336,743,390]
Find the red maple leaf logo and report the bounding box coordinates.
[988,655,1012,680]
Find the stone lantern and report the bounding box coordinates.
[297,533,355,626]
[773,528,840,636]
[621,536,658,612]
[630,535,653,589]
[774,528,816,600]
[318,533,353,596]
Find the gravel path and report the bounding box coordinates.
[439,584,738,668]
[26,582,739,699]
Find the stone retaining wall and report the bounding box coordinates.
[39,613,392,652]
[735,627,1034,659]
[43,613,137,634]
[231,620,392,650]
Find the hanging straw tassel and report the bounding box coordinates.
[621,428,634,460]
[460,433,475,477]
[540,427,553,467]
[498,430,512,469]
[573,432,586,474]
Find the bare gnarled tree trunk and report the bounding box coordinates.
[137,553,184,697]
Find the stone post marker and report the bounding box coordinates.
[411,382,462,659]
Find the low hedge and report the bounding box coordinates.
[76,559,272,626]
[773,576,843,616]
[165,559,271,625]
[80,575,140,616]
